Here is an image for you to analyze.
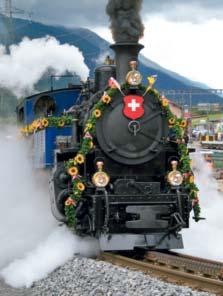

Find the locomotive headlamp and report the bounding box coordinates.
[92,161,110,188]
[126,61,142,86]
[167,160,183,186]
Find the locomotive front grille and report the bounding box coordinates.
[108,194,180,203]
[91,193,190,234]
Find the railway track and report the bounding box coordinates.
[99,251,223,295]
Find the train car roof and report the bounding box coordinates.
[17,85,83,108]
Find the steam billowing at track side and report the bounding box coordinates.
[0,34,95,288]
[0,36,89,97]
[0,128,99,288]
[0,128,56,271]
[181,152,223,261]
[106,0,144,42]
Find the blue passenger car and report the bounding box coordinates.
[17,86,82,168]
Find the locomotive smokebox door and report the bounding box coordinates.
[96,92,168,165]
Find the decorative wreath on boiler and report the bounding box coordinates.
[64,84,201,227]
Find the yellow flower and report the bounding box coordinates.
[75,154,85,164]
[77,182,85,192]
[65,197,76,206]
[42,118,49,128]
[23,126,28,133]
[58,119,65,127]
[86,123,92,129]
[21,126,29,134]
[93,109,102,118]
[180,120,187,128]
[147,75,157,87]
[89,141,94,149]
[84,123,93,133]
[27,125,34,133]
[168,117,175,125]
[29,125,35,133]
[162,98,169,107]
[31,121,37,130]
[189,175,194,184]
[68,167,78,177]
[37,120,42,128]
[101,94,111,104]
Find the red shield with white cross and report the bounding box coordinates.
[123,95,144,120]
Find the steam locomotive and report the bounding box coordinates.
[17,40,197,251]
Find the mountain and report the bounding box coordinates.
[0,14,221,106]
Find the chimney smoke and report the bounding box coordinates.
[106,0,144,43]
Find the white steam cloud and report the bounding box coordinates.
[0,126,99,288]
[182,151,223,261]
[1,227,99,288]
[0,127,57,270]
[0,36,89,96]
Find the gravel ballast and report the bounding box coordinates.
[27,256,215,296]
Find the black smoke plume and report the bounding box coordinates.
[106,0,144,43]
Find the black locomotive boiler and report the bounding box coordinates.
[50,41,193,251]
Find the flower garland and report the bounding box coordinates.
[150,89,201,220]
[65,89,117,227]
[20,115,73,135]
[64,87,201,227]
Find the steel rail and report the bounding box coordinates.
[98,252,223,295]
[145,251,223,280]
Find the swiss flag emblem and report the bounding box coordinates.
[123,95,144,120]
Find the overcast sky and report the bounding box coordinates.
[7,1,223,87]
[11,0,223,27]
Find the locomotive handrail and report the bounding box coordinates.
[140,110,162,125]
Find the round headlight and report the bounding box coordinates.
[92,172,110,188]
[126,70,142,86]
[167,170,183,186]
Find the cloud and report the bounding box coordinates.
[0,36,89,96]
[11,0,223,28]
[94,16,223,89]
[13,0,107,27]
[141,16,223,88]
[148,1,223,23]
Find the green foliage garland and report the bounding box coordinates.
[64,86,201,227]
[65,89,117,226]
[21,115,73,135]
[150,89,201,220]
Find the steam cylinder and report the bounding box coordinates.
[110,43,144,83]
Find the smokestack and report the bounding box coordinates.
[106,0,145,83]
[110,43,144,83]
